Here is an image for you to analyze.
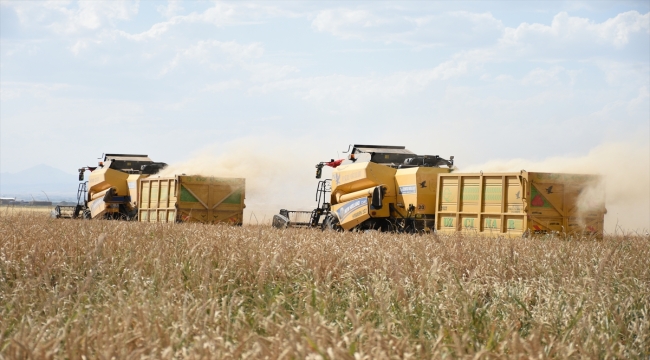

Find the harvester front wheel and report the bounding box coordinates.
[322,214,343,232]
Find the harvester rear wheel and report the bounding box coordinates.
[322,213,343,231]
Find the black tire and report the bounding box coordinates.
[321,213,343,231]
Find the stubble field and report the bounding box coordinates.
[1,211,648,359]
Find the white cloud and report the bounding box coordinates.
[522,66,566,86]
[157,0,183,19]
[311,8,504,47]
[201,80,242,93]
[0,82,70,102]
[7,1,139,34]
[157,40,297,82]
[160,96,195,111]
[480,74,515,83]
[311,8,389,39]
[501,11,649,48]
[117,3,237,41]
[413,10,503,37]
[118,3,300,42]
[628,86,650,112]
[216,41,264,60]
[160,40,262,75]
[309,7,648,59]
[116,16,183,41]
[3,0,311,43]
[244,63,299,83]
[594,59,650,87]
[247,53,478,108]
[69,38,103,55]
[248,45,491,98]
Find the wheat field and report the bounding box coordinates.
[0,211,648,359]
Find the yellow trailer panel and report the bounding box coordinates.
[395,166,450,215]
[435,171,605,237]
[139,175,245,225]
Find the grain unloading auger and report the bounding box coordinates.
[272,145,455,232]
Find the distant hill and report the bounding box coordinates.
[0,164,78,201]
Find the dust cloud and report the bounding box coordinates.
[461,141,650,233]
[574,178,607,228]
[159,136,325,224]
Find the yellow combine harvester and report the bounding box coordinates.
[273,144,606,237]
[52,153,246,224]
[53,154,167,220]
[273,144,455,232]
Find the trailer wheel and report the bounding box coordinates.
[322,213,343,231]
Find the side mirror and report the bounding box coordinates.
[78,168,85,181]
[315,163,324,179]
[371,186,383,209]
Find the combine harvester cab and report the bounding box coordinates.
[434,171,606,237]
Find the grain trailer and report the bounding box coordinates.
[139,175,245,225]
[435,171,605,237]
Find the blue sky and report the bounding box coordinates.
[1,1,649,229]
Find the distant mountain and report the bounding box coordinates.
[0,164,78,201]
